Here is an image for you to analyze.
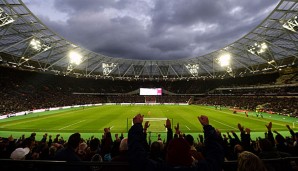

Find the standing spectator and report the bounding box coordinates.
[237,151,267,171]
[185,134,204,162]
[54,133,82,171]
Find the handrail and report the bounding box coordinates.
[0,157,297,170]
[0,159,129,166]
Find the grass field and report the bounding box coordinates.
[0,105,297,140]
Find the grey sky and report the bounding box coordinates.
[23,0,278,60]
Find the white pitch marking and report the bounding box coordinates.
[185,126,191,130]
[59,120,86,130]
[212,119,237,129]
[110,126,114,129]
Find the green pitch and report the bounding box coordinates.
[0,105,297,140]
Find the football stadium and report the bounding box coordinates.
[0,0,298,170]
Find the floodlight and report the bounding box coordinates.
[30,39,42,51]
[218,54,231,67]
[28,38,51,52]
[261,43,267,50]
[69,51,82,65]
[247,42,268,55]
[259,43,268,53]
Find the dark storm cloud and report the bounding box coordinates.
[26,0,278,60]
[53,0,129,13]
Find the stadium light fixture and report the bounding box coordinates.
[248,42,277,65]
[30,39,42,51]
[218,54,231,67]
[0,7,14,27]
[69,51,82,65]
[29,38,51,52]
[248,42,268,55]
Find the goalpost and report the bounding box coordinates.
[144,96,156,103]
[293,122,297,128]
[127,117,173,132]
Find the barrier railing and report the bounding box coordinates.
[0,157,297,171]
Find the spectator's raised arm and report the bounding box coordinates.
[196,115,225,171]
[286,124,295,140]
[174,123,181,137]
[265,122,274,145]
[128,114,152,171]
[144,121,150,134]
[164,119,173,146]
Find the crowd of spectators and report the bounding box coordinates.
[105,95,190,104]
[1,114,298,170]
[212,86,298,96]
[1,66,297,115]
[194,96,298,117]
[0,67,191,114]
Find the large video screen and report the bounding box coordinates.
[140,88,162,95]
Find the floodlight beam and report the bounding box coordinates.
[69,51,82,65]
[218,54,231,67]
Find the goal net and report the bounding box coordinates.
[145,96,156,103]
[127,118,172,132]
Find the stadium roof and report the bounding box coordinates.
[0,0,297,80]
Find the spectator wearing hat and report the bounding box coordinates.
[8,136,33,160]
[10,147,30,160]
